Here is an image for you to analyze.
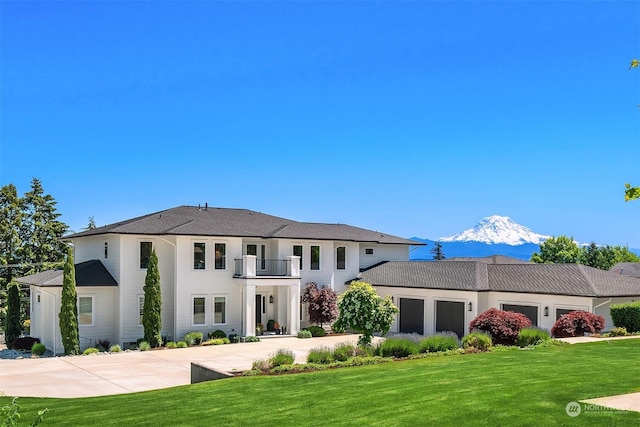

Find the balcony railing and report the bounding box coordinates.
[234,255,300,278]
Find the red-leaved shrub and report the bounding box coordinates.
[551,311,605,338]
[469,308,532,345]
[10,336,41,350]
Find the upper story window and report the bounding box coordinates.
[365,248,374,255]
[246,244,257,256]
[104,242,108,259]
[140,242,152,269]
[336,246,346,270]
[194,243,206,270]
[293,245,303,270]
[310,245,320,270]
[215,243,226,270]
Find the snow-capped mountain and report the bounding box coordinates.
[439,215,550,245]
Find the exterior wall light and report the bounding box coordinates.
[544,306,549,317]
[269,295,274,304]
[468,302,473,312]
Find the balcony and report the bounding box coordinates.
[234,255,300,278]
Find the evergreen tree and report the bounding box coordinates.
[83,216,96,231]
[142,249,162,347]
[5,282,21,348]
[0,184,23,327]
[431,241,446,260]
[21,178,68,275]
[59,248,79,355]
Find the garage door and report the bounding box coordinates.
[502,304,538,326]
[435,301,465,338]
[399,298,424,335]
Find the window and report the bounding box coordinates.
[246,244,257,256]
[214,296,226,324]
[194,242,206,269]
[193,297,206,325]
[104,242,108,259]
[310,245,320,270]
[78,296,93,326]
[336,246,346,270]
[293,245,303,269]
[215,243,226,269]
[140,242,152,269]
[138,296,144,326]
[365,248,374,255]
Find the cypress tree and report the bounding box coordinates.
[59,248,79,355]
[143,249,162,347]
[5,282,21,348]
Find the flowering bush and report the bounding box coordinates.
[333,281,398,346]
[468,308,532,345]
[551,311,605,338]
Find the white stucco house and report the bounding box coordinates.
[19,205,419,353]
[358,259,640,337]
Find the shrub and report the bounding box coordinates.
[610,302,640,332]
[377,337,419,358]
[138,341,151,351]
[97,339,111,351]
[202,338,229,346]
[307,347,333,364]
[176,341,188,348]
[244,335,260,343]
[270,348,295,367]
[23,319,31,335]
[332,343,356,362]
[10,336,40,351]
[462,331,492,351]
[208,329,227,339]
[228,333,239,343]
[166,341,177,349]
[551,311,605,338]
[306,326,326,337]
[355,344,377,358]
[31,343,46,356]
[419,333,460,353]
[297,330,312,339]
[83,347,100,355]
[610,326,628,337]
[109,344,122,353]
[184,331,204,346]
[469,308,533,345]
[516,327,551,347]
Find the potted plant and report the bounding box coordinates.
[274,322,280,334]
[256,323,264,335]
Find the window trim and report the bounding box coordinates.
[310,245,320,270]
[214,243,226,270]
[213,295,227,325]
[78,295,94,326]
[336,246,346,270]
[139,241,153,269]
[193,242,206,270]
[192,295,207,326]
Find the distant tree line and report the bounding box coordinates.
[531,235,640,270]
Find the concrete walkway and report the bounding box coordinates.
[0,334,366,398]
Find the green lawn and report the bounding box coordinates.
[4,339,640,426]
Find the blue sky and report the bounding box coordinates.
[1,1,639,247]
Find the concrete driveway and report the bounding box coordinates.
[0,334,365,398]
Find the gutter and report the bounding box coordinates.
[593,298,612,312]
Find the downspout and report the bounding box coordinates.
[159,237,177,342]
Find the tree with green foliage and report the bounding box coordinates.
[142,249,162,347]
[0,184,23,328]
[333,281,398,346]
[59,247,79,355]
[431,241,446,260]
[5,282,21,347]
[531,235,582,264]
[625,183,640,202]
[83,216,97,230]
[21,178,68,275]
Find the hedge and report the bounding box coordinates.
[610,302,640,332]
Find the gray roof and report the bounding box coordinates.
[16,260,118,287]
[358,261,640,297]
[610,262,640,278]
[66,206,421,245]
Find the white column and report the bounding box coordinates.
[243,255,257,277]
[289,283,300,334]
[243,284,256,336]
[288,256,301,277]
